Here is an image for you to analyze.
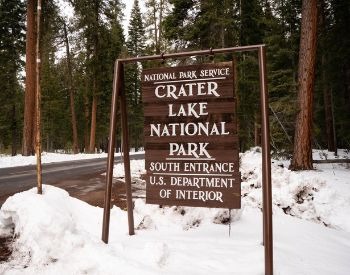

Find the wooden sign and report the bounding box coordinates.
[142,62,241,208]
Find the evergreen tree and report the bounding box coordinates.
[127,0,145,57]
[71,0,125,152]
[263,0,301,153]
[164,0,240,50]
[0,0,347,156]
[63,20,79,153]
[144,0,170,54]
[125,0,146,150]
[40,1,68,152]
[22,0,37,156]
[0,0,25,155]
[321,0,350,149]
[240,0,263,45]
[237,0,265,149]
[290,0,318,170]
[163,0,195,50]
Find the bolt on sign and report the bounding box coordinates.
[142,62,240,208]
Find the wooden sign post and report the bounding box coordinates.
[142,62,240,208]
[102,45,273,275]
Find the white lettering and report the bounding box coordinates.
[168,102,208,118]
[154,82,220,99]
[169,143,212,158]
[149,122,229,137]
[175,190,223,202]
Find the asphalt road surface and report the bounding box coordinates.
[0,154,145,207]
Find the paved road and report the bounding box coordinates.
[0,153,144,207]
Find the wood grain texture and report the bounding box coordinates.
[142,62,241,208]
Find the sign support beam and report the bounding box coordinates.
[119,70,135,236]
[102,44,273,275]
[102,60,123,243]
[259,46,273,275]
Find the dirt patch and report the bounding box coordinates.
[0,236,13,262]
[54,174,145,210]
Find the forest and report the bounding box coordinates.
[0,0,349,170]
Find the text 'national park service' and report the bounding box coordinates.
[142,62,241,208]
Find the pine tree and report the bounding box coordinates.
[22,0,37,156]
[164,0,240,50]
[144,0,170,54]
[240,0,264,46]
[63,20,79,153]
[40,1,71,152]
[263,1,301,153]
[127,0,145,57]
[236,0,265,149]
[323,0,350,149]
[290,0,318,170]
[125,0,146,150]
[70,0,125,153]
[163,0,194,50]
[0,0,25,155]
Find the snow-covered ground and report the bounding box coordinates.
[0,151,144,168]
[1,148,350,274]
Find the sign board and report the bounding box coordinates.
[142,62,241,208]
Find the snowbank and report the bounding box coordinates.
[240,148,350,232]
[113,148,350,232]
[0,152,105,168]
[0,148,350,274]
[0,151,144,169]
[1,185,350,274]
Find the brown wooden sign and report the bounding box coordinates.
[103,46,272,275]
[142,62,241,208]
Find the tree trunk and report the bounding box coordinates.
[84,88,90,152]
[83,48,91,152]
[153,3,158,54]
[88,0,99,153]
[63,22,79,154]
[290,0,318,170]
[22,0,36,156]
[157,0,163,54]
[11,104,17,156]
[319,0,337,154]
[35,0,42,194]
[89,94,97,153]
[322,62,337,153]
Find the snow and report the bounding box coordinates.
[0,151,144,169]
[240,148,350,232]
[1,148,350,274]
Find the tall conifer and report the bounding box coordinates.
[125,0,145,150]
[0,0,25,155]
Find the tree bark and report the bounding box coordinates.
[319,0,337,154]
[22,0,36,156]
[158,0,163,54]
[88,0,99,153]
[153,2,158,54]
[11,104,17,156]
[63,22,79,154]
[89,94,97,153]
[290,0,318,170]
[35,0,42,194]
[323,69,337,153]
[83,48,91,152]
[83,85,90,152]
